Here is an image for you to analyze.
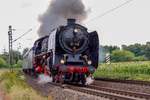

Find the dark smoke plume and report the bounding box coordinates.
[38,0,87,37]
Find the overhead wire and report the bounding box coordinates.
[12,28,33,43]
[86,0,134,24]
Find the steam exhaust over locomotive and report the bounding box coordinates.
[23,19,99,85]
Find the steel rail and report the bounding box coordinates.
[95,78,150,86]
[65,85,137,100]
[25,74,150,99]
[88,85,150,100]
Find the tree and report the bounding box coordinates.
[122,43,145,57]
[12,50,22,64]
[0,50,22,65]
[111,50,135,62]
[122,42,150,60]
[145,42,150,60]
[103,45,120,53]
[0,52,9,63]
[13,60,23,68]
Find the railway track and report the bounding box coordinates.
[48,82,150,100]
[87,85,150,100]
[65,85,137,100]
[95,77,150,86]
[25,74,150,100]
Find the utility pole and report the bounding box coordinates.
[7,26,32,71]
[8,25,13,72]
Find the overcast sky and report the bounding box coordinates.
[0,0,150,53]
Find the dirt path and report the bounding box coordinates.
[0,88,11,100]
[0,90,10,100]
[0,91,4,100]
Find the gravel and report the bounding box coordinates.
[25,75,107,100]
[94,80,150,94]
[26,74,150,100]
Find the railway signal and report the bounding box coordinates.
[8,25,14,72]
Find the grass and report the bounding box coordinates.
[94,61,150,81]
[0,69,50,100]
[1,61,150,99]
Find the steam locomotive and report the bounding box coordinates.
[23,19,99,85]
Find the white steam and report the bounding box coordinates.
[38,0,87,37]
[38,74,52,84]
[86,76,94,85]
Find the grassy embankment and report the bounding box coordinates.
[94,61,150,81]
[0,69,50,100]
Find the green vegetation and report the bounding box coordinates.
[0,52,23,68]
[101,42,150,62]
[122,42,150,60]
[94,61,150,81]
[0,56,23,68]
[111,50,135,62]
[0,49,23,69]
[0,57,8,68]
[13,60,23,68]
[0,70,49,100]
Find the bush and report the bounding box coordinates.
[111,50,135,62]
[13,60,23,68]
[0,57,7,67]
[0,70,47,100]
[133,56,146,61]
[0,70,27,92]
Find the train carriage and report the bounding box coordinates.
[23,48,34,74]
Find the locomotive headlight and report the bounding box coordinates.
[74,29,78,33]
[87,60,92,65]
[60,59,65,64]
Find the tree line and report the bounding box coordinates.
[101,42,150,62]
[0,50,23,68]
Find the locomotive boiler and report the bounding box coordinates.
[23,19,99,85]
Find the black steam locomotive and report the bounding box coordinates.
[23,19,99,85]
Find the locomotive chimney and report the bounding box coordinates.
[67,19,76,25]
